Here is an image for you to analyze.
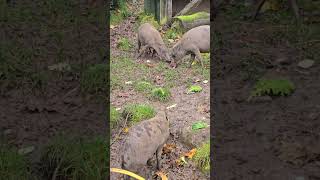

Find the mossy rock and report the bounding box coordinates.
[180,125,209,148]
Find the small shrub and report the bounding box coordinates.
[123,104,156,124]
[110,106,120,128]
[117,38,133,51]
[193,142,210,173]
[251,78,295,97]
[0,144,31,180]
[81,64,107,93]
[39,136,107,180]
[151,87,171,101]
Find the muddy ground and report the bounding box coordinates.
[213,1,320,180]
[110,1,210,180]
[0,1,107,178]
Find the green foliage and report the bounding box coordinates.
[0,145,31,180]
[192,121,208,131]
[193,141,210,173]
[137,12,159,29]
[251,78,295,97]
[117,38,133,51]
[134,81,154,93]
[39,136,107,180]
[188,85,203,93]
[110,106,120,128]
[81,64,107,93]
[110,0,130,25]
[123,104,156,124]
[151,87,171,101]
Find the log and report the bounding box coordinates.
[165,0,203,27]
[173,12,210,30]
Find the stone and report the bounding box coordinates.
[276,57,291,65]
[180,126,209,148]
[298,59,315,69]
[18,146,35,155]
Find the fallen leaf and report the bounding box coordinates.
[163,144,176,154]
[125,81,133,85]
[123,127,129,133]
[145,63,156,68]
[116,107,121,111]
[156,171,168,180]
[203,80,208,84]
[181,156,188,164]
[166,104,177,109]
[48,62,71,72]
[185,148,197,159]
[168,39,174,43]
[110,25,116,29]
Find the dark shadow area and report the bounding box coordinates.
[212,0,320,179]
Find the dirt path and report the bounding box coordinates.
[110,1,210,179]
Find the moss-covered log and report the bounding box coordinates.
[173,12,210,30]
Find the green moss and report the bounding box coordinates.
[193,141,210,173]
[123,104,156,124]
[39,136,107,180]
[110,106,120,128]
[151,87,171,102]
[0,145,31,180]
[251,78,295,97]
[176,12,209,23]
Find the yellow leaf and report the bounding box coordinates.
[156,171,168,180]
[163,144,176,154]
[123,127,129,133]
[184,148,197,159]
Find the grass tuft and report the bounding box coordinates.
[0,144,32,180]
[110,106,120,128]
[134,81,154,93]
[193,141,210,173]
[123,104,156,124]
[39,136,107,180]
[117,38,133,51]
[151,87,171,102]
[81,64,107,93]
[251,78,295,97]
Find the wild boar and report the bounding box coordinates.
[121,110,170,180]
[170,25,210,68]
[136,23,171,63]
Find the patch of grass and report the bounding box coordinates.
[151,87,171,102]
[0,144,32,180]
[251,78,295,97]
[188,85,202,93]
[117,38,133,51]
[110,106,120,128]
[123,104,156,124]
[110,56,150,90]
[134,81,154,93]
[110,0,130,25]
[193,141,210,173]
[39,136,107,180]
[80,64,107,93]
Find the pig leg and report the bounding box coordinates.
[190,48,204,68]
[189,54,196,68]
[156,145,164,170]
[136,45,150,59]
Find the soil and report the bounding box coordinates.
[110,1,210,179]
[212,3,320,180]
[0,1,107,177]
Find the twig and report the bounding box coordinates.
[110,113,129,146]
